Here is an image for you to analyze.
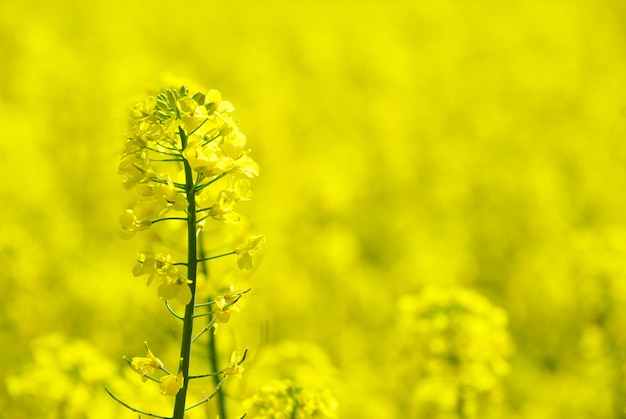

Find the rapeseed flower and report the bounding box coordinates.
[119,209,151,239]
[160,371,184,396]
[236,235,265,270]
[214,285,241,323]
[222,351,244,378]
[126,344,164,383]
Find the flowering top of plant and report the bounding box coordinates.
[118,86,259,239]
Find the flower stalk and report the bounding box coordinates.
[110,86,263,418]
[199,239,228,419]
[172,127,197,419]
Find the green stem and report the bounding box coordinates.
[173,127,198,419]
[208,314,227,419]
[199,239,228,419]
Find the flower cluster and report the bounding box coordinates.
[118,85,260,239]
[244,380,338,419]
[117,86,264,302]
[126,345,163,382]
[397,287,512,419]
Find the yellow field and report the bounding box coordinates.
[2,0,626,418]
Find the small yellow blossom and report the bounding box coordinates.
[152,177,188,214]
[132,252,177,286]
[130,96,157,120]
[222,351,244,378]
[214,285,241,323]
[157,275,192,305]
[119,209,151,239]
[204,89,223,114]
[220,129,246,159]
[209,190,241,224]
[127,345,164,383]
[132,252,192,304]
[160,371,184,396]
[176,96,198,115]
[183,140,231,177]
[233,152,260,178]
[234,179,253,201]
[118,151,155,190]
[235,235,265,270]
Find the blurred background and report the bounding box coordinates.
[2,0,626,417]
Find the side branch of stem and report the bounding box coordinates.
[105,388,171,419]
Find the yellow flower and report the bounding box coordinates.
[183,140,230,177]
[234,179,253,201]
[130,96,157,120]
[214,285,241,323]
[220,128,247,159]
[222,351,244,378]
[235,235,265,270]
[132,252,178,286]
[119,209,151,239]
[127,345,164,382]
[157,274,192,305]
[204,89,223,114]
[153,177,188,214]
[176,96,197,115]
[132,252,191,304]
[209,190,241,224]
[233,152,260,178]
[160,371,184,396]
[118,151,155,190]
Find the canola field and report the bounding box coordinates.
[2,0,626,418]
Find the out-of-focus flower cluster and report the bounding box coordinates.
[5,335,172,418]
[396,288,512,419]
[244,379,338,419]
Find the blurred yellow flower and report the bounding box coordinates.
[119,209,151,239]
[236,235,265,270]
[234,178,253,201]
[214,285,241,323]
[209,190,241,224]
[132,252,191,304]
[183,140,226,176]
[176,96,198,115]
[130,96,157,120]
[132,252,178,286]
[244,379,337,418]
[151,177,188,214]
[222,351,244,378]
[233,152,260,178]
[118,151,155,191]
[160,371,184,396]
[157,275,192,305]
[127,345,164,383]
